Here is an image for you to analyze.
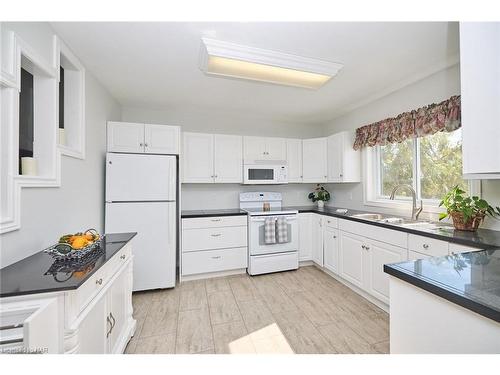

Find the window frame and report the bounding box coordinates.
[364,132,481,215]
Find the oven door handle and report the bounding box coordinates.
[250,216,297,222]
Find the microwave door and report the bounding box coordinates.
[248,168,274,182]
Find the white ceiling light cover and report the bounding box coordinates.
[199,37,343,89]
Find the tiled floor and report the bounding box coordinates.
[125,266,390,354]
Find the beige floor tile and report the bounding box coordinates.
[134,333,176,354]
[228,275,261,302]
[252,276,298,314]
[179,284,208,311]
[340,310,389,345]
[132,291,152,318]
[318,320,374,354]
[251,333,295,354]
[205,277,231,294]
[208,290,242,325]
[287,291,338,326]
[270,270,306,293]
[273,309,335,354]
[175,308,214,354]
[371,340,390,354]
[212,320,250,354]
[237,299,276,334]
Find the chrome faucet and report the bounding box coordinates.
[389,184,423,220]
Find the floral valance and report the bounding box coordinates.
[352,95,461,150]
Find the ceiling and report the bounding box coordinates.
[50,22,459,124]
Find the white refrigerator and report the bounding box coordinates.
[105,152,177,291]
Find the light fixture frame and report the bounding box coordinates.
[199,37,343,88]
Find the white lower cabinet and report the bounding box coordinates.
[78,294,107,354]
[298,213,312,261]
[323,226,339,274]
[339,231,365,288]
[311,215,324,266]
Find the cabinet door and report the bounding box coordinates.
[108,262,130,353]
[243,136,266,160]
[182,132,214,183]
[460,23,500,177]
[311,215,324,266]
[265,138,287,160]
[298,213,312,261]
[78,295,108,354]
[365,240,407,304]
[339,231,364,288]
[323,227,339,274]
[107,122,145,153]
[286,139,303,182]
[327,133,343,182]
[302,138,327,182]
[214,134,243,183]
[144,124,180,155]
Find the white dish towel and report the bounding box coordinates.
[276,216,288,243]
[264,217,277,244]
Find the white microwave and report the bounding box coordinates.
[243,161,288,184]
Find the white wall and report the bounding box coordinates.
[0,23,121,268]
[122,106,324,210]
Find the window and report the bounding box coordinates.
[18,67,34,174]
[59,66,64,131]
[374,129,473,204]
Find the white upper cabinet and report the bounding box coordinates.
[144,124,180,154]
[327,131,360,183]
[107,122,145,153]
[243,136,286,161]
[302,137,328,183]
[214,134,243,183]
[182,132,215,183]
[460,23,500,178]
[107,121,180,155]
[182,132,243,183]
[286,138,303,183]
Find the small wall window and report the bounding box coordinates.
[19,67,34,174]
[59,66,64,131]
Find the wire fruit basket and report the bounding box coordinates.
[44,228,103,261]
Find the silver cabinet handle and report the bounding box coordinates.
[333,235,337,239]
[120,254,126,260]
[214,175,218,178]
[340,173,343,177]
[423,244,429,249]
[211,218,222,222]
[106,315,112,338]
[211,233,222,237]
[211,256,222,259]
[365,246,370,250]
[96,278,103,285]
[144,143,148,147]
[110,312,116,332]
[139,143,144,147]
[361,245,366,249]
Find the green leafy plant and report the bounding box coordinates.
[439,186,500,223]
[308,184,331,203]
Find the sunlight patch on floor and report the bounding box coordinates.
[228,323,294,354]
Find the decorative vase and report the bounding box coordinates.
[59,128,66,146]
[21,157,37,176]
[317,200,324,208]
[450,211,485,232]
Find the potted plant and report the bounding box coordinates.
[439,186,500,231]
[308,184,331,208]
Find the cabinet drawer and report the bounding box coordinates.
[449,243,483,255]
[324,217,339,229]
[182,226,247,252]
[105,244,132,280]
[182,247,248,275]
[182,215,247,229]
[408,234,449,257]
[75,267,108,314]
[339,219,407,248]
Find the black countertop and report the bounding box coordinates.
[384,250,500,323]
[0,232,137,298]
[181,208,247,218]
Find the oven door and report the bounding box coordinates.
[248,214,298,255]
[243,165,277,184]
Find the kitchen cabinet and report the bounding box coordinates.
[298,213,312,261]
[182,132,243,183]
[302,137,328,183]
[327,131,360,183]
[78,293,107,354]
[460,23,500,178]
[311,214,324,266]
[107,121,180,155]
[408,234,449,258]
[243,136,286,161]
[286,138,303,183]
[339,231,365,288]
[323,226,339,274]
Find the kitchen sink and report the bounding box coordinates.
[399,221,449,230]
[351,213,384,221]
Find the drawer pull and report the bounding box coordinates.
[211,256,222,259]
[96,278,103,285]
[361,245,366,249]
[211,233,222,237]
[211,218,222,222]
[120,254,126,260]
[106,315,112,338]
[365,246,370,250]
[422,244,429,249]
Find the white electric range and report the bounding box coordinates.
[239,192,299,275]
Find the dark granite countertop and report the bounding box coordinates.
[384,250,500,323]
[181,208,247,218]
[0,232,137,298]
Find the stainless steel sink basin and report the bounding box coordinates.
[399,221,449,230]
[351,213,384,221]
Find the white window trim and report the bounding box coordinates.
[363,142,481,216]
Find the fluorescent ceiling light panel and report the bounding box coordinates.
[199,38,343,89]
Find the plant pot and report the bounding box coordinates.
[450,211,485,232]
[317,200,325,208]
